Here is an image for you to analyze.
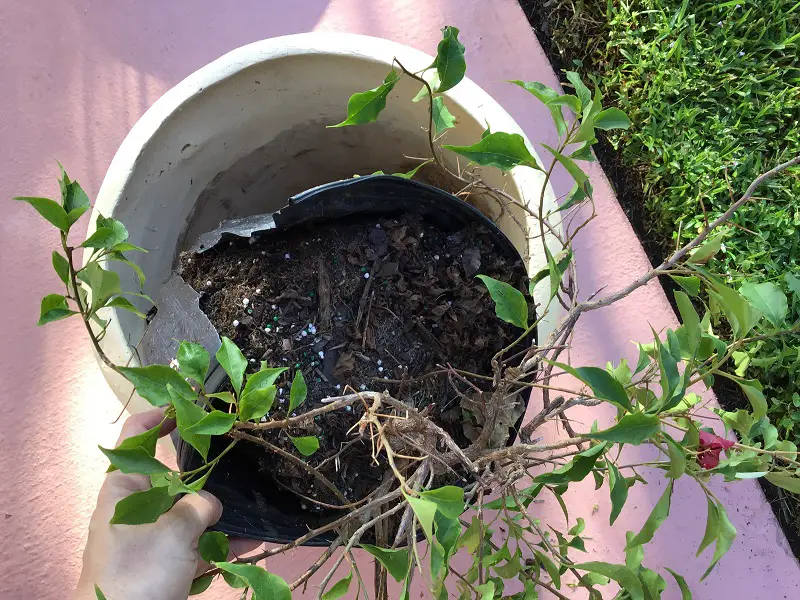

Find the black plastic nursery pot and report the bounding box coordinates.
[176,175,535,545]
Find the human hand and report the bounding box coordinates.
[73,408,259,600]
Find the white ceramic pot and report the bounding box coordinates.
[89,32,558,410]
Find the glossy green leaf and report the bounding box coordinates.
[555,182,590,212]
[785,273,800,298]
[476,275,528,329]
[608,463,628,525]
[475,581,495,600]
[110,486,174,525]
[94,585,108,600]
[188,575,214,596]
[732,377,768,419]
[14,196,70,231]
[288,370,307,413]
[104,296,146,319]
[63,179,91,220]
[108,253,146,288]
[213,562,291,600]
[360,545,410,582]
[321,573,352,600]
[688,234,724,264]
[431,26,466,92]
[118,365,194,407]
[534,550,561,589]
[169,385,211,461]
[76,262,121,313]
[177,341,210,386]
[664,433,687,479]
[390,160,432,180]
[111,242,147,253]
[670,275,701,297]
[38,294,76,325]
[509,80,567,137]
[739,281,788,327]
[216,337,247,394]
[675,291,701,354]
[542,144,588,185]
[239,386,277,422]
[665,568,692,600]
[404,492,437,540]
[99,445,170,475]
[566,71,592,107]
[574,562,643,600]
[329,70,400,127]
[288,435,319,456]
[199,531,229,563]
[765,472,800,494]
[549,94,582,113]
[625,480,673,549]
[113,422,161,459]
[81,227,122,249]
[699,501,736,580]
[431,96,456,134]
[444,132,541,171]
[551,361,633,412]
[185,410,236,435]
[587,412,660,445]
[52,251,70,285]
[594,107,631,130]
[419,485,465,518]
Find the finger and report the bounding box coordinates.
[168,491,223,542]
[116,407,176,446]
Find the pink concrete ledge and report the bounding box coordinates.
[0,1,797,598]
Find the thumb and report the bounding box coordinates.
[167,491,223,542]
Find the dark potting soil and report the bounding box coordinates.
[180,213,528,517]
[518,0,800,558]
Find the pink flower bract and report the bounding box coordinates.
[697,430,735,469]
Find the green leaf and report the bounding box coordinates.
[634,344,651,375]
[94,585,108,600]
[64,180,91,220]
[52,251,70,285]
[76,262,121,314]
[81,227,121,249]
[664,433,687,479]
[113,423,161,460]
[104,296,146,319]
[551,362,632,412]
[444,132,541,172]
[548,94,582,113]
[699,501,736,580]
[110,486,174,525]
[431,26,466,93]
[534,452,601,485]
[244,367,287,398]
[189,575,214,596]
[178,341,210,386]
[574,562,643,600]
[708,281,757,339]
[199,531,229,563]
[568,517,586,536]
[785,273,800,298]
[608,463,628,525]
[37,294,77,325]
[594,108,631,130]
[739,281,788,327]
[216,337,247,395]
[625,480,673,549]
[213,563,291,600]
[169,385,211,461]
[665,568,692,600]
[390,160,432,180]
[419,485,465,518]
[360,545,410,582]
[186,410,236,435]
[288,435,319,456]
[475,581,495,600]
[688,233,724,264]
[565,71,591,108]
[404,492,437,540]
[670,275,701,297]
[108,253,146,288]
[534,550,561,589]
[99,445,170,475]
[555,182,589,212]
[329,70,400,127]
[431,97,456,135]
[207,391,236,404]
[239,386,277,422]
[321,573,352,600]
[509,80,566,137]
[586,413,660,445]
[765,472,800,494]
[476,275,528,329]
[14,196,70,231]
[111,242,147,253]
[118,365,194,407]
[542,144,588,186]
[697,497,719,557]
[675,291,701,354]
[288,370,308,413]
[731,377,768,419]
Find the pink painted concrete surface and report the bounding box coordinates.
[1,1,797,598]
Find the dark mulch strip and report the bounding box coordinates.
[518,0,800,557]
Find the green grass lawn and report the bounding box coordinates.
[526,0,800,535]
